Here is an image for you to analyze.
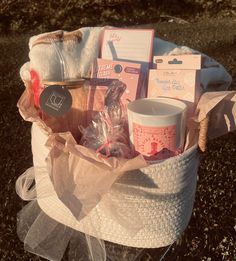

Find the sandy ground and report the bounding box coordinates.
[0,16,235,260]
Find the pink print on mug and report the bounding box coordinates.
[133,123,177,161]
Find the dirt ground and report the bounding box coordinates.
[0,15,236,260]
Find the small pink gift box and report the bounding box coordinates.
[148,54,203,116]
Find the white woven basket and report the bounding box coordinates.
[31,122,199,248]
[16,27,232,256]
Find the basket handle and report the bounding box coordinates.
[198,113,210,152]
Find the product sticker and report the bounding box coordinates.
[39,85,72,116]
[133,123,177,160]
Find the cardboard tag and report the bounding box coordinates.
[153,55,202,70]
[39,85,72,116]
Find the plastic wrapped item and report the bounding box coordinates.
[80,80,132,158]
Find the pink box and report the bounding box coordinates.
[101,28,154,99]
[101,28,154,67]
[148,55,202,116]
[87,59,142,122]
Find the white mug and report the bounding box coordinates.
[127,97,187,161]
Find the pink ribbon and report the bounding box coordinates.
[30,69,43,107]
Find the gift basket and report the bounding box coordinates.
[16,27,236,261]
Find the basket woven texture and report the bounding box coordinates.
[32,122,201,248]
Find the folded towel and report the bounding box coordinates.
[28,27,104,81]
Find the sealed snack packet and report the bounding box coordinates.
[80,80,132,158]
